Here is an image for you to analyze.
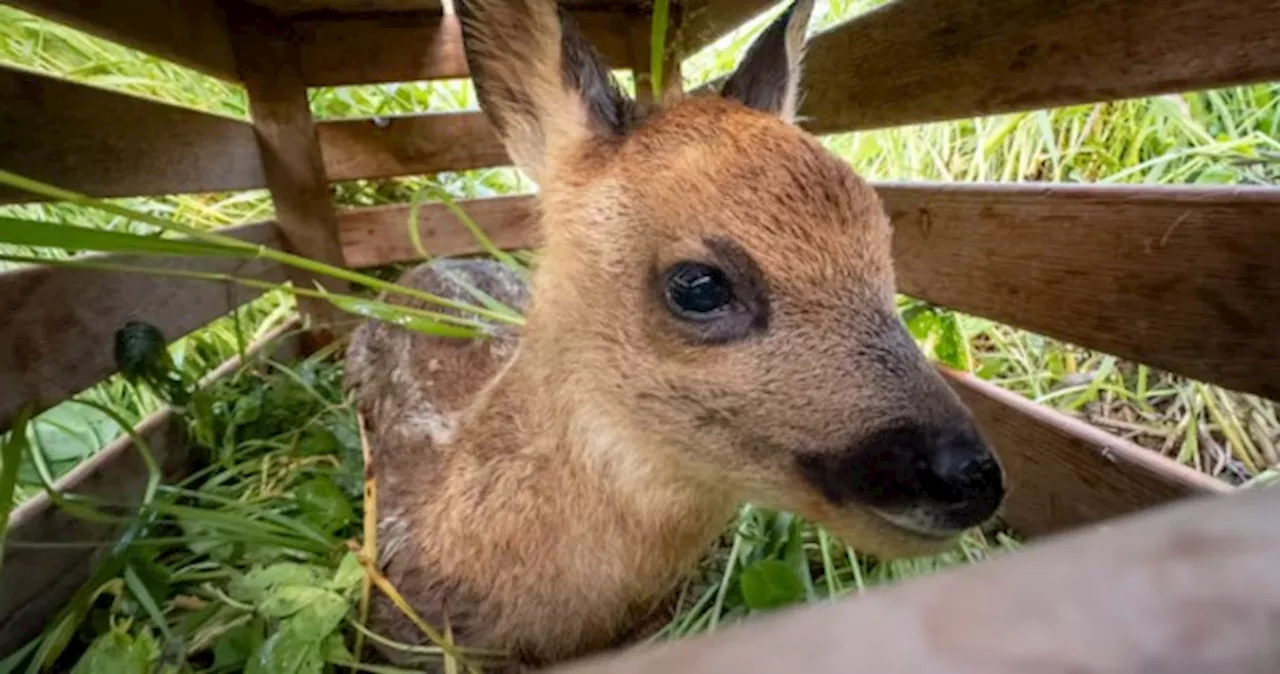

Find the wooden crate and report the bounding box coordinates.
[2,0,1278,669]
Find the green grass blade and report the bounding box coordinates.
[650,0,671,99]
[0,217,250,257]
[0,407,34,576]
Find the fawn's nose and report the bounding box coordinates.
[794,422,1005,534]
[917,429,1004,528]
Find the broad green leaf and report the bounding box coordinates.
[247,592,348,674]
[295,476,355,532]
[295,427,341,457]
[0,217,247,257]
[328,552,364,595]
[70,629,152,674]
[229,563,328,604]
[739,559,807,611]
[27,401,124,462]
[259,586,340,620]
[213,618,266,671]
[935,312,969,370]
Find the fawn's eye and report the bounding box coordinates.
[664,262,734,319]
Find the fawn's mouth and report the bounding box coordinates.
[869,507,969,541]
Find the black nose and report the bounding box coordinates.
[918,429,1004,524]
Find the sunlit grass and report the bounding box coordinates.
[0,1,1277,671]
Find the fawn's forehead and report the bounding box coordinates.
[611,98,891,278]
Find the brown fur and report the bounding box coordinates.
[345,0,1005,669]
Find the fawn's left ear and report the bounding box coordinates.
[720,0,815,123]
[456,0,636,185]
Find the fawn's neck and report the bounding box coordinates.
[447,341,736,602]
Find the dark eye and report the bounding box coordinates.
[664,262,734,319]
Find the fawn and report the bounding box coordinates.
[344,0,1007,669]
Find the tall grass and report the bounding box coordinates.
[0,1,1277,670]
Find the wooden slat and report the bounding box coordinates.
[337,195,538,268]
[679,0,779,55]
[941,368,1227,537]
[230,8,350,346]
[0,221,286,433]
[0,322,301,657]
[296,10,638,86]
[0,65,264,203]
[318,112,508,182]
[334,184,1280,399]
[5,0,239,81]
[882,183,1280,401]
[552,484,1272,674]
[247,0,441,15]
[799,0,1280,134]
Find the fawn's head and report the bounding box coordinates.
[458,0,1006,554]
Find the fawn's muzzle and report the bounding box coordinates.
[796,422,1005,535]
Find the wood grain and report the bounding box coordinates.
[318,112,508,182]
[0,65,264,203]
[553,484,1271,674]
[799,0,1280,133]
[0,322,300,657]
[336,184,1280,401]
[296,9,638,86]
[6,0,239,81]
[882,183,1280,401]
[231,8,350,346]
[338,195,539,268]
[0,221,286,433]
[942,368,1227,537]
[679,0,779,55]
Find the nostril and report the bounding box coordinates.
[920,432,1002,506]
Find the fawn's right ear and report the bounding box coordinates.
[720,0,815,123]
[457,0,637,185]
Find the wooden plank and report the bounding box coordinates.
[941,368,1227,537]
[246,0,441,16]
[0,322,301,657]
[230,8,350,347]
[5,0,239,81]
[318,112,508,182]
[882,183,1280,401]
[296,10,637,86]
[334,182,1280,399]
[338,195,538,268]
[798,0,1280,134]
[0,65,264,203]
[296,12,468,86]
[552,484,1272,674]
[679,0,779,55]
[0,222,286,433]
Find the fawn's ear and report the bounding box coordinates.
[720,0,815,123]
[457,0,637,184]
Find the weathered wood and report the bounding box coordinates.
[318,112,508,182]
[679,0,779,55]
[0,322,301,657]
[295,10,637,86]
[883,183,1280,401]
[552,485,1272,674]
[5,0,239,81]
[799,0,1280,134]
[230,9,349,346]
[246,0,441,15]
[0,221,286,434]
[941,368,1228,537]
[296,12,468,86]
[339,195,539,268]
[0,65,264,203]
[337,184,1280,402]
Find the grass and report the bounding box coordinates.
[0,0,1277,671]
